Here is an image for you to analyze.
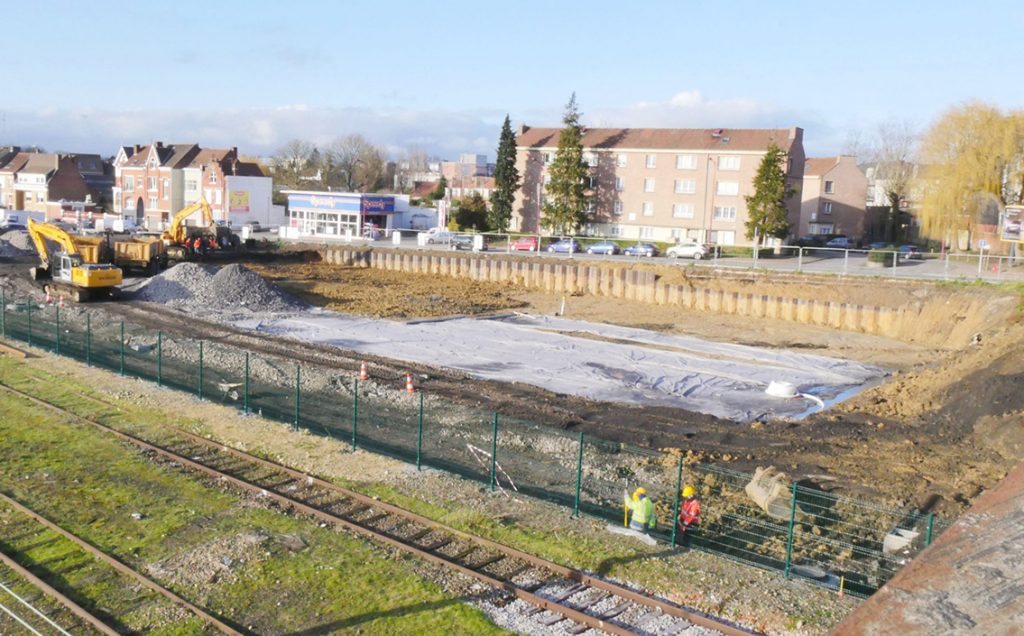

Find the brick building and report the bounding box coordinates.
[0,151,107,220]
[512,126,805,245]
[798,156,868,239]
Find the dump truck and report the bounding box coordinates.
[112,237,167,274]
[27,219,122,301]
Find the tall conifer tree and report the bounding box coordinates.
[542,94,590,235]
[489,115,519,232]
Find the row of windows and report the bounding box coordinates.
[608,202,738,220]
[546,152,743,171]
[605,225,737,245]
[612,177,740,196]
[122,175,171,197]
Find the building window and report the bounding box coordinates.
[125,176,134,191]
[716,181,740,196]
[670,228,683,239]
[645,154,657,168]
[710,230,736,245]
[583,152,598,167]
[719,156,741,171]
[124,198,135,210]
[610,224,622,236]
[613,201,623,215]
[672,203,694,219]
[587,176,598,190]
[615,177,625,192]
[713,205,737,220]
[676,154,697,170]
[639,226,655,239]
[162,178,170,198]
[543,152,554,165]
[674,179,696,194]
[148,197,157,209]
[147,177,156,190]
[210,172,219,184]
[642,202,654,216]
[643,178,655,193]
[823,201,833,214]
[185,179,198,192]
[616,154,628,168]
[824,180,835,194]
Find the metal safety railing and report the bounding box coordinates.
[0,290,948,597]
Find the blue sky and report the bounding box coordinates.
[2,0,1023,159]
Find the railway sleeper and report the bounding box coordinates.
[525,583,586,615]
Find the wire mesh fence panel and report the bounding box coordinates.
[418,399,495,485]
[352,387,421,460]
[54,309,89,363]
[26,305,59,353]
[490,415,581,507]
[198,341,249,410]
[86,315,125,375]
[159,333,201,397]
[1,299,34,346]
[121,322,159,382]
[244,353,300,426]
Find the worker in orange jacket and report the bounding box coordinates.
[677,485,701,547]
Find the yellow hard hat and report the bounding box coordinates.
[682,486,695,498]
[633,487,646,500]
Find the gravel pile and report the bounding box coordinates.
[133,263,303,314]
[0,230,32,257]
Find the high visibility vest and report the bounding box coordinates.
[680,497,701,525]
[629,496,655,528]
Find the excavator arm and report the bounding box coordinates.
[27,218,80,270]
[162,199,213,244]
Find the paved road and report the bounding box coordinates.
[282,233,1024,284]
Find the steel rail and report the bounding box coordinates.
[0,381,753,636]
[0,550,112,636]
[0,492,240,635]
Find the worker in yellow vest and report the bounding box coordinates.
[623,487,656,533]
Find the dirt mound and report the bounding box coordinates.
[0,230,32,258]
[133,263,303,314]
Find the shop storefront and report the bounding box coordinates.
[284,191,395,239]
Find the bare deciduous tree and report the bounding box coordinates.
[324,134,386,192]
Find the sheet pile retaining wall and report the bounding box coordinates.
[323,248,903,336]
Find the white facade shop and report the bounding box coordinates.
[283,191,396,239]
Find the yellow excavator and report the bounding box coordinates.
[27,219,123,301]
[161,198,239,261]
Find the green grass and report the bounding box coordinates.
[0,359,507,635]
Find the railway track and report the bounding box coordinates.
[0,381,754,636]
[0,491,239,635]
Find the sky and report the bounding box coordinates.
[2,0,1023,161]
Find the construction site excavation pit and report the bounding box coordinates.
[130,262,885,423]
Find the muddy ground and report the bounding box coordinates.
[2,253,1022,521]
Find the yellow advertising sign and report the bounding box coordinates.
[229,191,250,213]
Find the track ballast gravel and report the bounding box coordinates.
[131,263,303,314]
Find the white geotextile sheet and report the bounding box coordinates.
[233,310,884,422]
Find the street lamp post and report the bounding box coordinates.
[702,155,716,244]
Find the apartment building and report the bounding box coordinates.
[798,156,868,238]
[113,142,200,227]
[181,147,267,223]
[0,152,105,219]
[512,126,805,245]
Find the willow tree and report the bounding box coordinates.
[542,94,590,235]
[918,102,1024,243]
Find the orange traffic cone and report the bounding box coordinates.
[359,360,369,381]
[405,372,414,393]
[44,289,52,304]
[58,295,65,309]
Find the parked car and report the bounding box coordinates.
[793,235,825,248]
[509,236,539,251]
[585,240,620,255]
[666,242,709,260]
[547,238,581,253]
[450,234,488,251]
[867,241,893,250]
[424,227,454,244]
[623,242,660,257]
[897,244,922,260]
[825,236,853,249]
[243,221,262,232]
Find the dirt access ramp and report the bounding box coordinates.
[833,456,1024,635]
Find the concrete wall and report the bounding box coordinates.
[321,247,907,337]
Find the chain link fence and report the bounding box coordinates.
[0,291,947,597]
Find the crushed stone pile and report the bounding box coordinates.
[133,263,303,314]
[0,230,32,257]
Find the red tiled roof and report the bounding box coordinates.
[804,157,840,177]
[412,181,439,198]
[516,126,801,152]
[123,143,200,169]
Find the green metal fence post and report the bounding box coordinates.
[1,289,5,338]
[926,512,934,546]
[119,321,124,376]
[573,432,584,518]
[351,378,359,451]
[294,365,300,430]
[489,413,498,492]
[85,313,91,366]
[198,341,204,400]
[784,482,798,578]
[670,454,684,546]
[416,392,424,470]
[55,304,60,355]
[156,331,163,386]
[243,352,249,414]
[27,302,32,347]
